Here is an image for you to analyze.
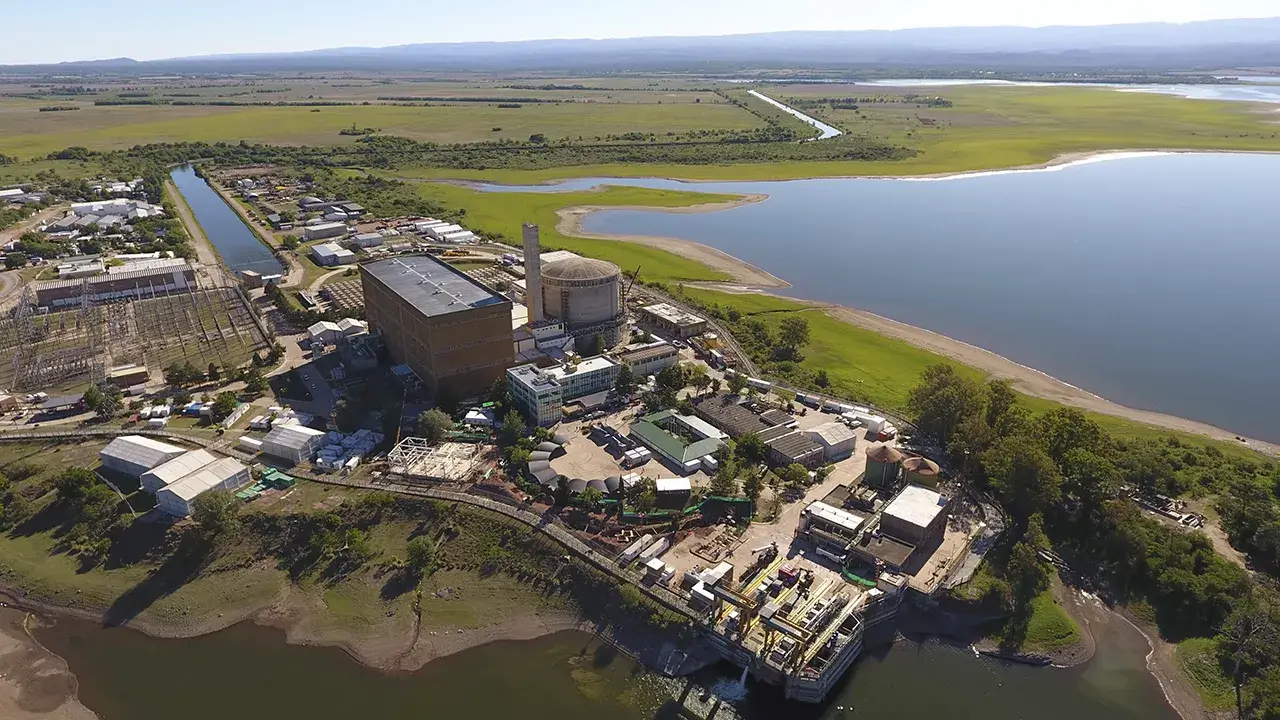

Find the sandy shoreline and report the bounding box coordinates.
[549,153,1280,455]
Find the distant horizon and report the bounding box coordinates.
[3,0,1280,65]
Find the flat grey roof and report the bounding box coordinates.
[364,255,505,318]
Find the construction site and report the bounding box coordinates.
[0,266,271,393]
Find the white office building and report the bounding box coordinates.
[507,364,563,427]
[310,242,356,266]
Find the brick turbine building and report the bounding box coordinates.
[361,255,513,398]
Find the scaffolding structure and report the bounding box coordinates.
[386,438,483,482]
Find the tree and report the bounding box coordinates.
[554,477,571,507]
[614,364,636,395]
[4,252,27,269]
[580,486,605,507]
[333,399,360,433]
[163,361,202,388]
[736,433,767,466]
[727,372,748,396]
[656,365,686,393]
[907,364,986,446]
[501,408,526,444]
[244,366,269,394]
[983,435,1063,536]
[632,477,658,513]
[743,469,765,503]
[207,363,221,382]
[529,133,547,144]
[417,408,454,444]
[676,396,696,415]
[54,467,97,504]
[781,463,811,488]
[1034,408,1106,467]
[1220,597,1280,719]
[406,536,437,573]
[209,391,240,422]
[778,316,811,358]
[686,364,710,395]
[709,459,740,497]
[814,369,830,388]
[192,489,240,538]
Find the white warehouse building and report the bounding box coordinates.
[310,242,357,266]
[139,449,218,494]
[156,457,252,517]
[261,424,327,464]
[99,436,186,478]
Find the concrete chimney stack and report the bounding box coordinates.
[522,223,543,323]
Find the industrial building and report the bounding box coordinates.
[616,342,679,378]
[864,445,904,490]
[261,424,327,465]
[803,422,857,462]
[304,222,348,241]
[540,256,625,346]
[629,410,726,473]
[637,303,708,340]
[507,364,563,426]
[99,436,186,478]
[880,485,950,546]
[107,364,150,389]
[155,456,252,517]
[798,501,869,561]
[902,456,941,488]
[352,232,384,248]
[362,255,514,399]
[311,242,356,266]
[507,356,619,426]
[33,259,197,308]
[140,449,219,493]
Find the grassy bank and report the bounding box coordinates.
[0,441,673,665]
[1175,637,1237,712]
[416,181,737,284]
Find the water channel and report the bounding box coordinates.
[748,90,843,139]
[478,152,1280,442]
[169,165,284,276]
[34,611,1175,720]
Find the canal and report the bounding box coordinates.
[169,166,285,276]
[36,615,1176,720]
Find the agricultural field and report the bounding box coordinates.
[0,76,760,159]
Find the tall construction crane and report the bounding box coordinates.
[622,265,641,306]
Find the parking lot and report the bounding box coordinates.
[552,415,712,487]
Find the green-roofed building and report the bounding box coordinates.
[629,409,727,474]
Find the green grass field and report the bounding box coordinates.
[415,181,737,283]
[0,99,761,159]
[1176,637,1237,711]
[382,84,1280,182]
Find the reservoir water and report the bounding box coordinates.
[480,152,1280,442]
[859,78,1280,103]
[169,166,285,275]
[35,617,1176,720]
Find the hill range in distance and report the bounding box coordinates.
[5,17,1280,74]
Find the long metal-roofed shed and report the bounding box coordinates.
[156,457,252,517]
[99,435,187,478]
[139,448,218,493]
[362,255,513,398]
[765,431,825,469]
[799,501,868,551]
[692,394,773,438]
[261,424,327,465]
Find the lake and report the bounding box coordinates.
[36,616,1175,720]
[860,78,1280,103]
[169,166,284,275]
[482,152,1280,441]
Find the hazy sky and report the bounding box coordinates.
[4,0,1278,64]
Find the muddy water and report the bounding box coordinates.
[35,610,1177,720]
